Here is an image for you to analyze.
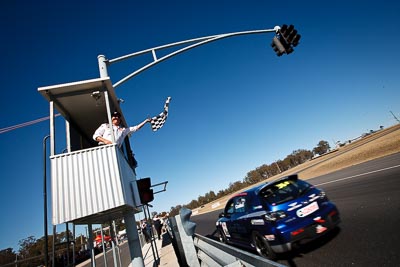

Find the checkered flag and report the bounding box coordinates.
[150,96,171,132]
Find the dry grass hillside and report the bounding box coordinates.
[298,123,400,179]
[193,123,400,215]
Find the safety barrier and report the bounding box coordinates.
[168,207,286,267]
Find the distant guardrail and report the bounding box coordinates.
[168,207,286,267]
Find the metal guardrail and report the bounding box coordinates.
[168,207,286,267]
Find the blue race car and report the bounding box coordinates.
[216,174,340,259]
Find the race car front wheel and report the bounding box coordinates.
[252,231,276,260]
[217,228,227,243]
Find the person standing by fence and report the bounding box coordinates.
[153,215,163,240]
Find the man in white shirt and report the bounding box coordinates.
[93,111,150,147]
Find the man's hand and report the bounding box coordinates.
[96,136,112,144]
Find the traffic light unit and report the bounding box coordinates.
[271,36,286,57]
[137,177,154,204]
[271,24,301,56]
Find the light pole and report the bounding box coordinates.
[43,135,50,267]
[98,27,279,89]
[275,161,282,173]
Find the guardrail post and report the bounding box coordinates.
[169,207,200,267]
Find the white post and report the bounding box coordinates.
[65,121,71,152]
[49,101,55,156]
[98,55,109,78]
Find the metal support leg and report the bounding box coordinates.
[124,210,145,267]
[109,220,119,267]
[144,205,159,263]
[88,224,96,267]
[100,225,108,267]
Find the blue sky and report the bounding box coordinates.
[1,0,399,251]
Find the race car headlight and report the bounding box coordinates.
[265,210,287,222]
[318,191,329,201]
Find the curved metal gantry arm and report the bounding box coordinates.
[99,27,279,88]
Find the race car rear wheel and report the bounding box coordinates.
[252,231,276,260]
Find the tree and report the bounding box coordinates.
[244,168,264,185]
[216,189,227,198]
[227,181,244,193]
[170,205,182,217]
[204,190,216,202]
[0,248,16,265]
[57,229,73,244]
[186,199,199,209]
[18,236,38,258]
[313,140,330,156]
[18,236,43,267]
[292,149,313,163]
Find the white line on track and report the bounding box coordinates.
[315,164,400,186]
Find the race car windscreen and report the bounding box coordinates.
[260,179,312,205]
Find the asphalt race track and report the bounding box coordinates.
[191,153,400,267]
